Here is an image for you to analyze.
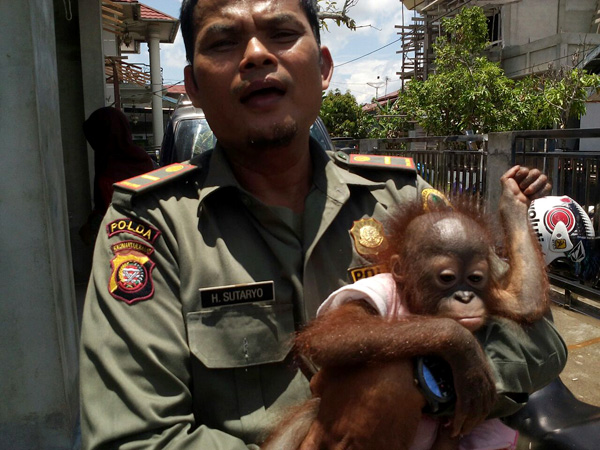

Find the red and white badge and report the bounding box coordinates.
[108,249,155,304]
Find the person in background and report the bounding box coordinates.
[79,107,155,245]
[79,0,567,448]
[83,106,155,213]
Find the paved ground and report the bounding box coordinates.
[551,298,600,407]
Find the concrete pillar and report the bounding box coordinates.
[148,25,164,149]
[78,0,105,118]
[55,0,94,284]
[78,0,106,204]
[0,0,79,448]
[359,139,379,154]
[486,132,514,211]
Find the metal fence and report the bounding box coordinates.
[511,129,600,228]
[355,134,489,200]
[353,129,600,234]
[350,129,600,307]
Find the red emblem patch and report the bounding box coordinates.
[109,250,155,304]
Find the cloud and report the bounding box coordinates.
[323,1,408,104]
[161,33,187,84]
[350,0,408,44]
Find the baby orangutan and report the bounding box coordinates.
[263,167,550,450]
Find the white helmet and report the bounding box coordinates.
[528,196,595,267]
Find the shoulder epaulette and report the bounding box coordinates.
[334,151,416,171]
[333,151,417,181]
[114,163,200,195]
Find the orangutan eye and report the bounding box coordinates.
[439,271,456,284]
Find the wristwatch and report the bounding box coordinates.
[414,355,456,415]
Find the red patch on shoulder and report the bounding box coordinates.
[108,250,155,304]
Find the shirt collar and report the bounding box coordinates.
[196,139,384,205]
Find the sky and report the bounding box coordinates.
[127,0,413,104]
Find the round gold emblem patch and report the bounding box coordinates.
[350,218,388,256]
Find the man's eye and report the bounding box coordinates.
[209,40,237,51]
[272,30,300,41]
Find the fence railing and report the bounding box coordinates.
[349,129,600,307]
[354,134,488,200]
[351,129,600,234]
[511,129,600,225]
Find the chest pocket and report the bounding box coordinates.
[186,302,295,368]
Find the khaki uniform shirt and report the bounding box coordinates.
[80,141,567,449]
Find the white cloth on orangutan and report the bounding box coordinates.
[317,273,518,450]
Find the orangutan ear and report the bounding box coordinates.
[390,255,404,284]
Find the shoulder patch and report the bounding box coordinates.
[109,250,155,305]
[107,218,161,244]
[115,163,199,194]
[421,188,452,212]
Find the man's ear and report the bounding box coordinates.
[184,65,203,108]
[319,46,334,91]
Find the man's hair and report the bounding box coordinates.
[180,0,321,64]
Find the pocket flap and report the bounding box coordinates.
[187,303,295,369]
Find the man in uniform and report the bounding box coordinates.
[79,0,567,448]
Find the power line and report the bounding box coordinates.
[334,0,476,70]
[334,38,403,68]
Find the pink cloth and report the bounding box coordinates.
[317,273,518,450]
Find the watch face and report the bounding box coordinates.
[421,363,444,398]
[420,356,455,401]
[415,356,456,414]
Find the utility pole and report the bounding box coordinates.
[383,76,391,95]
[367,76,385,100]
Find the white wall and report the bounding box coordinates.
[580,102,600,151]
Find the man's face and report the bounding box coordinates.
[184,0,333,150]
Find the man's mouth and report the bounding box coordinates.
[241,87,285,104]
[240,79,287,107]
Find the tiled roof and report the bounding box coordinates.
[140,3,177,21]
[362,90,399,112]
[116,0,177,21]
[166,85,187,95]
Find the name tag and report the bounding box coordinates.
[199,281,275,308]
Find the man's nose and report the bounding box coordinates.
[240,37,277,71]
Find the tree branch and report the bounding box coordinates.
[318,11,356,29]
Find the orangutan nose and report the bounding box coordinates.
[454,291,474,303]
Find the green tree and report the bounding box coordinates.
[363,100,410,139]
[542,60,600,129]
[320,89,363,137]
[398,7,516,135]
[397,6,600,135]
